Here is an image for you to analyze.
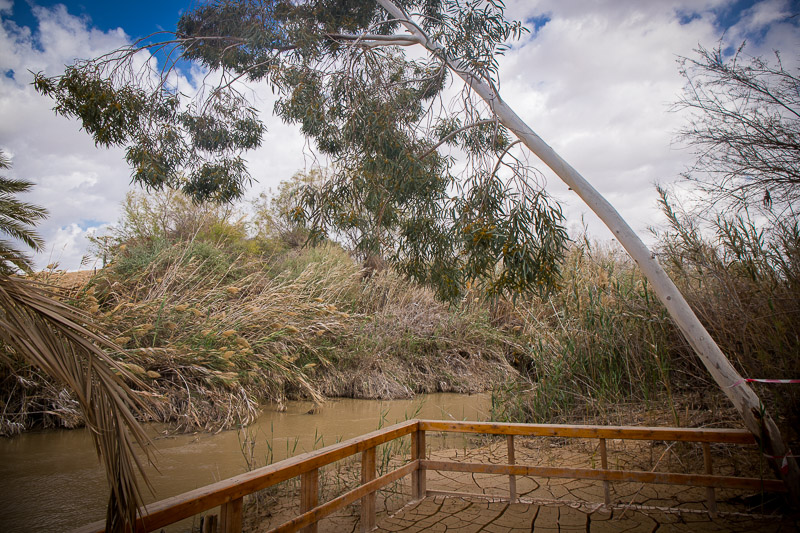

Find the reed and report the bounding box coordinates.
[1,192,518,434]
[491,209,799,439]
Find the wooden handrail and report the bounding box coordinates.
[74,420,419,533]
[271,461,419,533]
[418,420,757,444]
[73,419,780,533]
[420,460,787,492]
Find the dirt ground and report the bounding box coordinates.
[376,495,796,532]
[236,435,796,533]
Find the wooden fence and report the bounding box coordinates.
[74,420,786,533]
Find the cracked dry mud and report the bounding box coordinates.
[376,495,793,532]
[243,436,798,532]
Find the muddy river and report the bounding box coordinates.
[0,392,491,532]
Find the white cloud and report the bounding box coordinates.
[0,7,133,270]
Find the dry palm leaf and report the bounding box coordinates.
[0,275,154,532]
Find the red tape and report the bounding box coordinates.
[729,378,800,387]
[763,454,800,475]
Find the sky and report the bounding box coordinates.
[1,0,799,270]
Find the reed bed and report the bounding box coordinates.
[1,239,517,434]
[490,215,800,443]
[3,189,797,442]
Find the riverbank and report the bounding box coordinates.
[1,245,520,435]
[3,212,798,448]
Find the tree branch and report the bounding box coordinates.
[418,118,497,159]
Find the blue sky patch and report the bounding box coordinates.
[10,0,190,40]
[711,0,761,30]
[78,219,105,230]
[525,14,551,35]
[676,10,701,26]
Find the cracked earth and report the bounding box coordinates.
[375,495,795,532]
[243,436,797,532]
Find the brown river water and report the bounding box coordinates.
[0,392,491,532]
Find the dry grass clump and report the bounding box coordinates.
[318,269,518,399]
[1,241,518,434]
[491,220,800,443]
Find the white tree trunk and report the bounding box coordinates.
[377,0,799,503]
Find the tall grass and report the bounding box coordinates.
[490,241,678,425]
[491,197,800,438]
[1,192,519,434]
[656,191,800,437]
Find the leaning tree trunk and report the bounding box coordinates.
[377,0,800,504]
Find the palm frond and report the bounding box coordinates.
[0,240,36,273]
[0,275,154,531]
[0,152,48,274]
[0,174,42,195]
[0,215,46,250]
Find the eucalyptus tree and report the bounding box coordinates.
[34,0,798,505]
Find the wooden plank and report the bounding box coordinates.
[300,469,318,533]
[421,460,787,492]
[360,446,376,532]
[411,430,426,500]
[703,442,718,518]
[599,438,610,506]
[72,420,419,533]
[507,435,516,503]
[417,420,755,444]
[269,461,418,533]
[201,513,217,533]
[220,498,242,533]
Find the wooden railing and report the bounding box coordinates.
[74,420,786,533]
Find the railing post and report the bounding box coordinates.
[411,428,426,500]
[599,438,611,506]
[301,468,319,533]
[201,513,218,533]
[219,498,242,533]
[361,446,377,532]
[703,442,718,517]
[507,435,517,503]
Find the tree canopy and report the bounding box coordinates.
[676,44,800,215]
[34,0,567,302]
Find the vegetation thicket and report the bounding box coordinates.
[492,197,800,443]
[1,187,520,435]
[5,172,799,445]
